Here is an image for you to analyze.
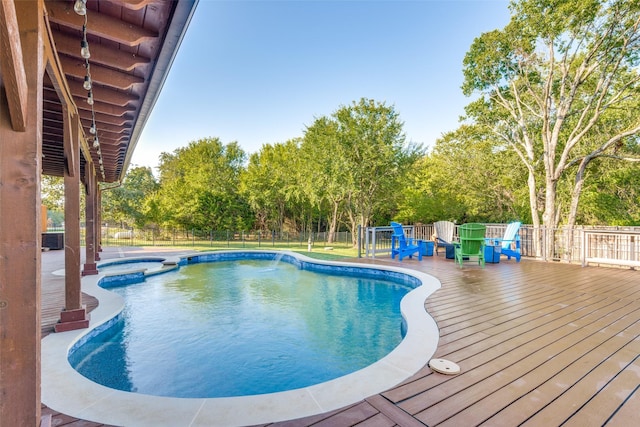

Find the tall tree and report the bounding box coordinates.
[156,138,252,230]
[333,98,422,244]
[462,0,640,257]
[301,117,347,243]
[240,139,303,232]
[101,166,158,227]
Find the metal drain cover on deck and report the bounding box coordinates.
[429,358,461,375]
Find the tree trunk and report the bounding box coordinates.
[542,177,558,260]
[526,169,543,258]
[565,156,591,261]
[347,206,358,247]
[327,200,339,244]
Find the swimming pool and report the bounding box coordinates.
[70,256,414,398]
[97,259,165,273]
[42,250,441,427]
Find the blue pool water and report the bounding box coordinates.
[69,255,416,398]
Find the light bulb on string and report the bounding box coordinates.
[89,123,96,134]
[83,75,92,91]
[81,39,90,59]
[74,0,87,16]
[87,90,94,105]
[93,137,99,149]
[81,24,90,59]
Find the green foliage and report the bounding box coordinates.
[462,0,640,234]
[41,175,85,228]
[239,139,305,231]
[41,175,65,211]
[155,138,252,230]
[47,210,65,228]
[331,98,422,234]
[102,166,159,227]
[300,115,348,234]
[99,75,639,234]
[575,160,640,225]
[396,125,529,224]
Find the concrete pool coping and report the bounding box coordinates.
[41,250,441,427]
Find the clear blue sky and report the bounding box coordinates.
[132,0,511,171]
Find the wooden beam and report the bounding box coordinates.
[56,109,89,332]
[94,186,101,259]
[63,107,76,177]
[83,162,98,275]
[100,149,127,156]
[51,32,150,71]
[42,6,94,173]
[122,0,156,10]
[0,0,44,425]
[80,119,131,135]
[0,0,28,131]
[77,108,133,126]
[93,131,129,142]
[64,79,139,107]
[74,98,136,117]
[59,54,144,90]
[42,11,74,111]
[46,1,158,46]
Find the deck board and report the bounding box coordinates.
[365,395,425,427]
[493,337,640,426]
[432,305,640,426]
[405,299,638,423]
[605,383,640,427]
[40,248,640,427]
[352,413,396,427]
[311,401,379,427]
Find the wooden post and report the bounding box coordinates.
[95,187,102,260]
[83,162,98,275]
[55,110,88,332]
[0,0,44,425]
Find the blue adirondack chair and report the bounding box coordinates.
[390,222,422,261]
[493,221,522,262]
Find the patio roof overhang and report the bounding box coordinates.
[0,1,198,424]
[42,0,198,183]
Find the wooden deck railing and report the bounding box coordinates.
[363,224,640,269]
[581,229,640,268]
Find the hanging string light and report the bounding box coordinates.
[80,25,91,59]
[83,72,92,91]
[75,1,105,180]
[73,0,87,16]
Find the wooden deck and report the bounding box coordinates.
[41,248,640,426]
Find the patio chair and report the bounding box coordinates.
[454,223,486,268]
[491,221,522,262]
[390,222,422,262]
[433,220,455,257]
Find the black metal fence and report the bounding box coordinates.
[95,226,356,250]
